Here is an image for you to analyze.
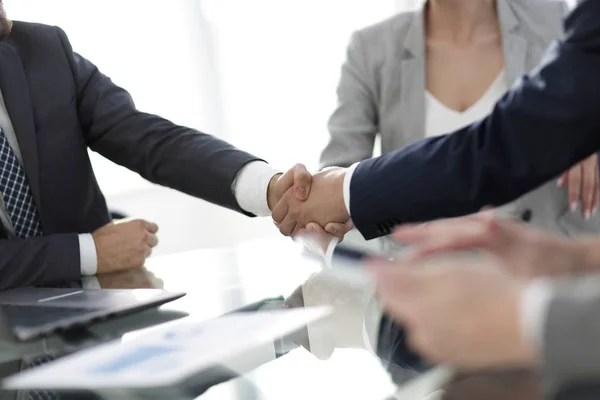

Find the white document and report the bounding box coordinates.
[3,307,331,390]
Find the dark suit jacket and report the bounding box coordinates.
[0,22,261,289]
[349,0,600,240]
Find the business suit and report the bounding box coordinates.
[0,22,262,289]
[346,0,600,241]
[321,0,599,238]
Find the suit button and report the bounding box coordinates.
[520,209,532,222]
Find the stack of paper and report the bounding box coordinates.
[3,307,331,390]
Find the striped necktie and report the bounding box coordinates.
[0,127,43,237]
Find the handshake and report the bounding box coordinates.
[266,164,353,239]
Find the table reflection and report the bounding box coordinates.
[11,237,576,400]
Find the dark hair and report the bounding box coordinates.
[0,2,11,40]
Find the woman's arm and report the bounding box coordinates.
[320,31,379,169]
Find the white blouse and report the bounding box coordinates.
[425,69,509,138]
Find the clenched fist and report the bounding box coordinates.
[92,219,159,274]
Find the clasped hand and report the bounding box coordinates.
[269,165,351,238]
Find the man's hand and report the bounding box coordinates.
[370,256,537,370]
[394,211,590,278]
[557,154,599,219]
[92,219,159,274]
[267,164,312,211]
[272,167,349,236]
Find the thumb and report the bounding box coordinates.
[275,164,311,201]
[291,163,311,201]
[324,220,353,237]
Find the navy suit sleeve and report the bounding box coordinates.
[350,1,600,240]
[0,233,80,290]
[54,28,262,216]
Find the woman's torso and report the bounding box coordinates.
[324,0,599,237]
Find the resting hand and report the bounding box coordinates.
[394,211,588,278]
[370,256,536,370]
[92,219,159,274]
[557,154,599,219]
[272,167,350,236]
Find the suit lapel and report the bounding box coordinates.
[497,0,528,85]
[0,39,43,219]
[398,6,426,143]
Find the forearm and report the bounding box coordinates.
[0,234,80,290]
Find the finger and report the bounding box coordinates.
[557,172,567,188]
[144,245,153,259]
[306,222,327,235]
[393,214,496,248]
[371,270,424,321]
[278,217,298,237]
[323,221,350,237]
[594,167,600,216]
[581,157,597,218]
[291,164,311,201]
[271,193,290,224]
[146,232,159,248]
[567,164,582,212]
[143,221,159,233]
[369,260,423,295]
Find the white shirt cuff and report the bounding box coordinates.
[233,161,281,217]
[521,278,554,351]
[78,233,98,276]
[343,163,359,217]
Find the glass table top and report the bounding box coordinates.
[0,238,560,399]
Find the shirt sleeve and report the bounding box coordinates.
[233,161,281,217]
[343,162,360,216]
[78,233,98,276]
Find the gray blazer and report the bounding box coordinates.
[320,0,600,236]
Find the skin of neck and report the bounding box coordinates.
[426,0,500,44]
